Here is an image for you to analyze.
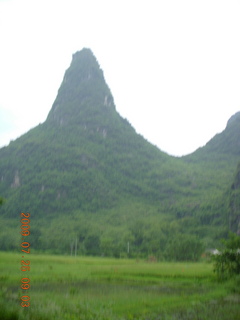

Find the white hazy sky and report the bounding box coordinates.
[0,0,240,156]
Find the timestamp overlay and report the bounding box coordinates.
[20,213,31,308]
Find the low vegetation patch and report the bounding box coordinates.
[1,251,240,319]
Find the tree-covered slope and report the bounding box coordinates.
[180,111,240,220]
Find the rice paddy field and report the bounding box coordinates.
[0,251,239,320]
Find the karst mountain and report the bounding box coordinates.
[0,48,239,255]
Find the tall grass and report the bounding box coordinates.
[0,252,239,319]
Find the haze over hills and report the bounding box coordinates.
[0,48,239,258]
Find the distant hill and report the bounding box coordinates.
[184,111,240,162]
[0,48,239,257]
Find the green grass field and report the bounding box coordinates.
[0,251,239,320]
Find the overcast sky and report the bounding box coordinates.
[0,0,240,156]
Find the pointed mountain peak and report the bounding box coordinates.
[65,48,103,84]
[46,48,115,126]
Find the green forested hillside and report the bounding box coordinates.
[0,48,239,258]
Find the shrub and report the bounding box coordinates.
[212,232,240,280]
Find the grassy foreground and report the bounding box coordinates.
[0,251,239,320]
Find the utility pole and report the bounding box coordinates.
[70,241,74,256]
[75,237,78,257]
[127,241,129,255]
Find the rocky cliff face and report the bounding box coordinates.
[229,162,240,234]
